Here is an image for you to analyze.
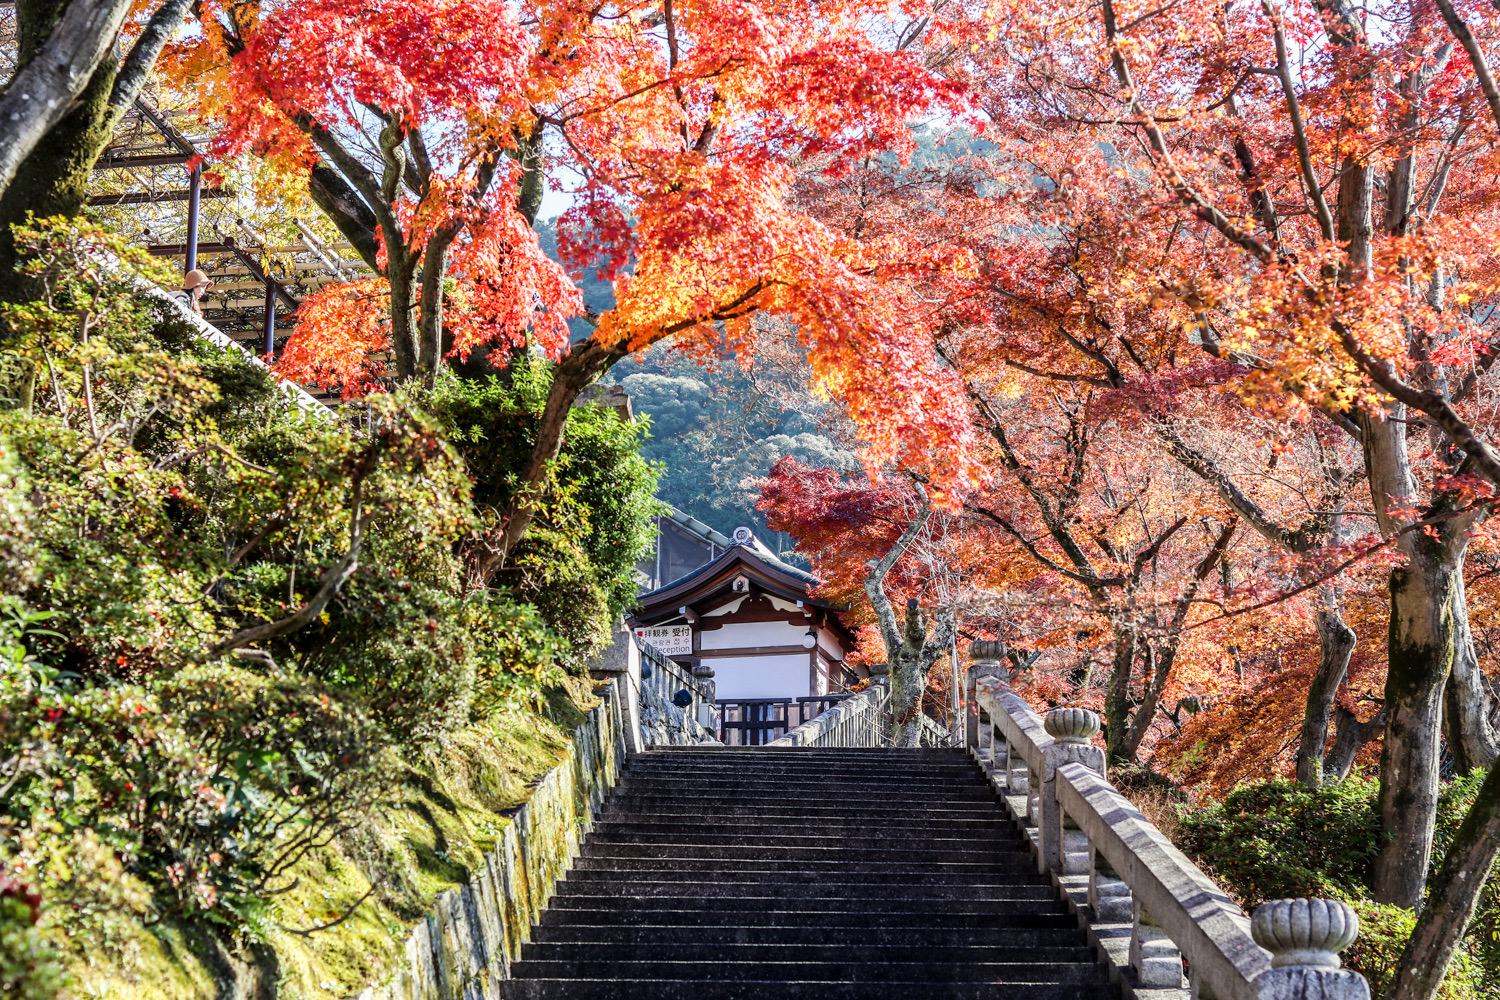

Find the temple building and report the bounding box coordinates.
[629,522,861,701]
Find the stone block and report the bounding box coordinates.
[1252,967,1371,1000]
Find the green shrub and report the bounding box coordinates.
[0,879,69,1000]
[1174,776,1383,904]
[1177,776,1498,999]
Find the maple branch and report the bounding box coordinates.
[964,504,1116,589]
[1435,0,1500,136]
[209,482,370,658]
[302,118,402,241]
[1186,504,1489,632]
[1333,319,1500,486]
[1129,516,1188,583]
[1151,418,1321,551]
[308,163,382,269]
[1263,0,1335,241]
[1122,519,1236,756]
[1099,0,1274,264]
[109,0,195,116]
[1448,330,1500,405]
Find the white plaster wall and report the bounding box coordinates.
[711,654,812,699]
[699,620,807,650]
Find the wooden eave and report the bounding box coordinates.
[631,547,840,626]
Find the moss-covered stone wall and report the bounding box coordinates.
[354,677,629,1000]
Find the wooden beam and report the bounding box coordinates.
[95,153,192,169]
[89,188,233,206]
[145,242,237,257]
[695,644,814,659]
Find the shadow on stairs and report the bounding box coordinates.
[506,747,1119,999]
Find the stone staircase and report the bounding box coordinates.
[505,746,1118,999]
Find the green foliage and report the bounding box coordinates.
[0,216,661,994]
[1174,777,1383,904]
[0,880,69,1000]
[423,366,661,668]
[1176,776,1497,999]
[556,404,661,616]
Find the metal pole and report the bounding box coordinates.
[184,164,202,275]
[263,278,277,358]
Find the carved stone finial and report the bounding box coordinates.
[1251,899,1359,969]
[1044,707,1100,745]
[970,639,1006,662]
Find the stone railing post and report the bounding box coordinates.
[692,662,716,732]
[1249,899,1368,1000]
[1089,848,1132,922]
[1004,733,1027,796]
[589,623,643,755]
[1039,708,1104,875]
[1131,899,1185,988]
[967,641,1006,759]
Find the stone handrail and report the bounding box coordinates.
[967,661,1370,1000]
[918,711,955,748]
[766,683,889,747]
[637,638,709,709]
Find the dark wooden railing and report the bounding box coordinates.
[715,694,856,745]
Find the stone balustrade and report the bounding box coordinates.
[966,659,1370,1000]
[765,683,890,747]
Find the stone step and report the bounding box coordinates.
[548,882,1061,902]
[637,748,967,757]
[576,842,1023,863]
[504,979,1120,1000]
[509,960,1109,984]
[586,829,1020,850]
[519,942,1101,964]
[538,909,1080,930]
[621,767,984,779]
[568,856,1030,874]
[546,899,1069,918]
[593,819,1015,837]
[561,867,1043,886]
[601,803,1006,822]
[504,746,1110,1000]
[529,922,1090,947]
[615,781,995,797]
[624,767,990,779]
[603,799,1003,817]
[612,783,999,798]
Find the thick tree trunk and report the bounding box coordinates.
[1373,535,1467,908]
[1,0,192,302]
[385,255,421,381]
[1444,576,1499,774]
[1384,761,1500,1000]
[0,0,132,203]
[1103,625,1138,763]
[890,601,927,749]
[1298,607,1358,786]
[0,55,115,302]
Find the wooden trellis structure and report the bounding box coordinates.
[90,98,374,399]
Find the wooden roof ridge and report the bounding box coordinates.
[659,505,815,584]
[634,543,840,617]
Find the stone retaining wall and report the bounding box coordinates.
[355,678,630,1000]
